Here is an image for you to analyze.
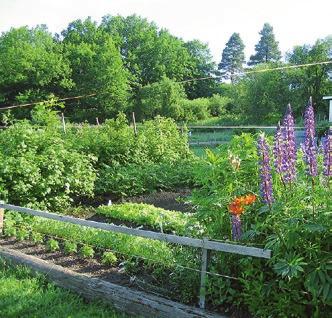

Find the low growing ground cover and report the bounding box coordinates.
[4,212,176,267]
[0,259,127,318]
[96,203,200,235]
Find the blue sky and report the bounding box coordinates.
[0,0,331,62]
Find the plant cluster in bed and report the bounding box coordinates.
[190,99,331,317]
[96,203,201,235]
[0,107,195,210]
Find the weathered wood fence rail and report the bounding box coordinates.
[0,202,271,311]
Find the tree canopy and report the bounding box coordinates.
[218,33,245,82]
[249,23,281,65]
[61,18,130,120]
[0,16,330,124]
[0,25,72,105]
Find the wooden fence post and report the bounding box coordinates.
[0,200,4,235]
[61,113,66,134]
[199,238,209,309]
[132,112,137,136]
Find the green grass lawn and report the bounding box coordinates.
[0,259,128,318]
[188,129,234,143]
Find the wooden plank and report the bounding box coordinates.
[187,125,304,130]
[0,201,3,235]
[199,243,208,309]
[132,112,137,136]
[189,141,227,146]
[0,247,225,318]
[0,203,271,259]
[61,112,66,134]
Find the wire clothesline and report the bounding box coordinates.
[0,60,331,111]
[178,60,332,83]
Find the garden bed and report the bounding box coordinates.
[123,189,193,212]
[0,238,225,318]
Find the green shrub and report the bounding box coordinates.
[80,245,95,259]
[102,252,118,266]
[46,239,60,252]
[30,231,44,244]
[0,121,96,210]
[16,228,29,241]
[63,241,77,255]
[96,160,195,198]
[179,98,210,121]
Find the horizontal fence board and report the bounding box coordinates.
[0,203,271,259]
[187,125,306,130]
[0,247,225,318]
[189,141,227,146]
[187,125,304,130]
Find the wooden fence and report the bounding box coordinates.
[0,202,271,310]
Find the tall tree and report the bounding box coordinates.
[0,25,72,107]
[184,39,218,98]
[218,33,245,82]
[286,38,332,115]
[61,18,130,120]
[249,23,281,65]
[101,15,193,88]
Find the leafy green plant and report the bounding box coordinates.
[3,225,17,238]
[63,241,78,255]
[0,119,96,210]
[273,253,307,280]
[96,160,195,198]
[97,203,199,235]
[30,231,44,244]
[80,245,94,259]
[16,228,29,241]
[46,239,60,252]
[102,252,118,266]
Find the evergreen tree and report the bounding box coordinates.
[218,33,245,82]
[249,23,281,65]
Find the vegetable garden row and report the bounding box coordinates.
[0,98,331,317]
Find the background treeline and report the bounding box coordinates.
[0,15,331,123]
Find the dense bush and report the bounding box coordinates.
[66,114,191,167]
[0,121,96,210]
[65,114,194,198]
[96,160,194,198]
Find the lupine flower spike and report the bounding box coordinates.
[281,104,297,183]
[257,133,274,207]
[303,97,317,177]
[323,129,332,179]
[273,122,285,185]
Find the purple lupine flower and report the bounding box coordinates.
[231,215,242,240]
[273,122,283,174]
[323,130,332,177]
[281,104,297,182]
[303,97,318,177]
[257,134,274,205]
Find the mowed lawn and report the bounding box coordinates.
[0,259,128,318]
